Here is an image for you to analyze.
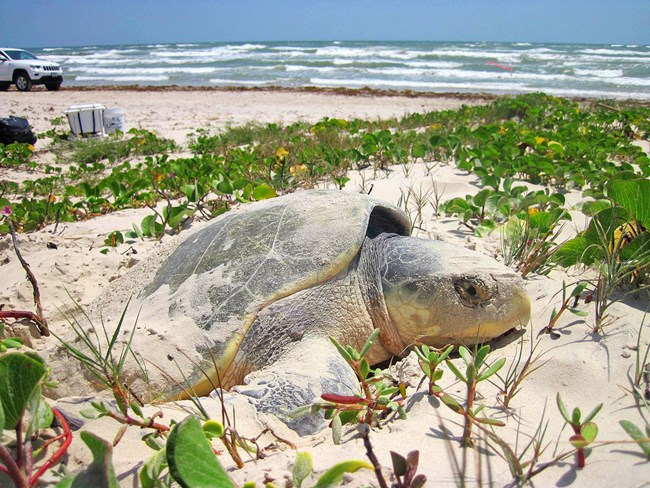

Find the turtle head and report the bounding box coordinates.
[378,235,531,348]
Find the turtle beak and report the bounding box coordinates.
[476,285,531,341]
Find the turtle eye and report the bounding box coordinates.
[454,278,491,307]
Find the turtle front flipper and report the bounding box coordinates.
[230,337,359,436]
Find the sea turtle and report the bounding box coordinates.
[88,189,530,434]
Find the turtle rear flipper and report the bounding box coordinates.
[232,338,359,436]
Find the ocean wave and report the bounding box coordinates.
[69,67,219,75]
[46,41,650,99]
[310,77,529,92]
[74,75,170,82]
[208,78,275,85]
[310,77,650,100]
[573,69,624,78]
[579,48,650,56]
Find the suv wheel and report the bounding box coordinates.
[45,82,61,91]
[14,71,32,92]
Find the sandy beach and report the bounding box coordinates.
[4,87,492,146]
[1,88,649,487]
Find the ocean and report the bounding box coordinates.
[35,41,650,100]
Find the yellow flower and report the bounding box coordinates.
[535,136,547,145]
[28,144,35,152]
[275,147,289,159]
[289,164,308,176]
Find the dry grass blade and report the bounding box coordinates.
[493,334,550,410]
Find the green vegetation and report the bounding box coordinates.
[556,393,603,469]
[440,345,506,447]
[0,352,70,488]
[1,93,650,485]
[306,329,408,445]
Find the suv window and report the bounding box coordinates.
[3,50,38,61]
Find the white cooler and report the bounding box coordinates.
[65,104,105,137]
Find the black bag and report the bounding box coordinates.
[0,116,37,145]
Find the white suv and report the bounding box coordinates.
[0,48,63,92]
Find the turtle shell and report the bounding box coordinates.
[99,189,410,398]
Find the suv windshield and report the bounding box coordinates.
[3,50,39,61]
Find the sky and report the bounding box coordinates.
[2,0,649,48]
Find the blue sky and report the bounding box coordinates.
[2,0,648,48]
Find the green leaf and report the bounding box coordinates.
[477,357,506,382]
[556,393,571,424]
[104,230,123,248]
[58,431,119,488]
[570,282,589,297]
[445,360,466,383]
[583,403,603,424]
[313,460,373,488]
[30,389,54,431]
[346,345,359,361]
[458,346,472,368]
[331,413,342,445]
[440,394,464,414]
[252,183,277,201]
[184,183,198,202]
[140,214,158,237]
[329,337,353,363]
[418,361,431,376]
[568,308,589,317]
[167,415,235,488]
[619,420,650,457]
[202,419,224,439]
[391,451,407,476]
[606,178,650,229]
[581,199,611,217]
[131,223,143,239]
[474,416,506,427]
[338,410,359,426]
[140,448,168,488]
[411,144,427,159]
[0,353,47,429]
[571,407,582,427]
[166,205,192,229]
[359,328,380,359]
[474,344,490,368]
[80,406,106,420]
[554,235,594,267]
[130,401,144,418]
[581,421,598,444]
[438,345,453,363]
[359,359,370,380]
[414,345,428,361]
[293,451,313,488]
[143,433,166,451]
[569,433,588,449]
[1,338,23,349]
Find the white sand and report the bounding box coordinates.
[1,89,648,487]
[4,88,487,145]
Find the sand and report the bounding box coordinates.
[1,88,649,487]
